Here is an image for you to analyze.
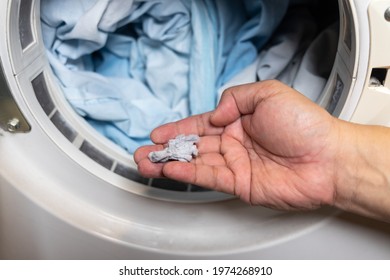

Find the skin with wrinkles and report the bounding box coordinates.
[136,80,337,209]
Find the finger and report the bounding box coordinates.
[211,80,287,127]
[134,135,221,166]
[136,149,226,179]
[197,135,222,154]
[150,112,224,144]
[137,158,165,178]
[162,161,235,195]
[133,144,164,164]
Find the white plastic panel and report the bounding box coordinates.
[350,0,390,125]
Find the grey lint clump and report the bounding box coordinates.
[148,134,200,163]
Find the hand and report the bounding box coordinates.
[135,80,340,211]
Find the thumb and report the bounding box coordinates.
[210,80,283,127]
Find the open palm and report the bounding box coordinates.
[135,81,339,210]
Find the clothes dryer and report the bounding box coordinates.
[1,0,390,259]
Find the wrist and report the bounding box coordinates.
[332,120,390,221]
[332,119,359,210]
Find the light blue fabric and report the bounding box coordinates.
[188,0,289,114]
[219,6,339,104]
[40,0,291,153]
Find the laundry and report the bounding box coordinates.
[40,0,336,154]
[148,134,200,163]
[220,6,339,102]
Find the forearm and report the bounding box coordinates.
[334,120,390,222]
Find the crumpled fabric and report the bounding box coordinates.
[148,134,200,162]
[41,0,336,154]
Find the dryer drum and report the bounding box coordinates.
[39,0,341,155]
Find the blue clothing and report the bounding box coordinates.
[41,0,334,153]
[41,0,289,153]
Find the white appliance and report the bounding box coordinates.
[1,0,390,259]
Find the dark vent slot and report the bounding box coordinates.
[189,185,210,192]
[50,111,78,142]
[32,72,55,115]
[19,0,34,49]
[341,0,352,51]
[151,178,189,192]
[326,75,344,114]
[80,141,114,170]
[370,68,388,86]
[114,163,149,185]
